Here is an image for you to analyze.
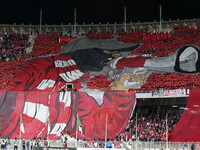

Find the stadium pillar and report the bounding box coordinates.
[159,4,162,33]
[40,9,42,34]
[74,8,77,36]
[124,7,127,32]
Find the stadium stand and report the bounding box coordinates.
[85,31,114,40]
[28,33,62,58]
[0,32,30,90]
[1,28,200,91]
[124,113,182,142]
[1,27,200,144]
[0,61,24,90]
[143,33,171,42]
[0,31,29,61]
[129,27,200,92]
[117,31,144,43]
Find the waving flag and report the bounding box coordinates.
[77,114,82,133]
[20,115,25,134]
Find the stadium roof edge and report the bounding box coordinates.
[0,18,200,27]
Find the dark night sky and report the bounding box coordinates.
[0,0,200,25]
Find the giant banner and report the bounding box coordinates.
[1,37,200,142]
[0,91,136,140]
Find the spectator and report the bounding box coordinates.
[22,139,25,150]
[26,140,30,150]
[44,139,48,148]
[1,139,5,150]
[106,139,112,148]
[4,139,8,150]
[183,143,187,150]
[93,139,98,148]
[30,140,33,150]
[14,138,18,150]
[191,142,195,150]
[63,141,67,147]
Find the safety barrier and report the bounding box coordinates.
[2,139,200,150]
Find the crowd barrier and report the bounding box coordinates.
[2,139,200,150]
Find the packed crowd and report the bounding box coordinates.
[139,72,200,92]
[117,31,144,43]
[0,31,30,89]
[1,27,200,92]
[28,32,62,58]
[119,113,181,142]
[131,27,200,92]
[129,27,200,57]
[85,31,115,40]
[0,31,30,62]
[0,61,24,90]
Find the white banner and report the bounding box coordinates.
[152,88,188,97]
[78,148,125,150]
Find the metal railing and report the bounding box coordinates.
[2,139,200,150]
